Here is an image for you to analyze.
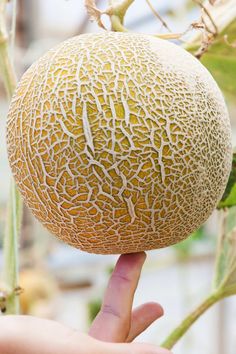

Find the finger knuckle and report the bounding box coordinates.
[101,304,122,319]
[111,272,131,285]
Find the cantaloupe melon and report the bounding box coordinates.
[7,32,232,254]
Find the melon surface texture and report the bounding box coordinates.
[7,32,232,254]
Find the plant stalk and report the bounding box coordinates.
[110,15,128,31]
[109,0,134,29]
[110,0,135,19]
[0,0,22,314]
[0,0,17,98]
[3,182,22,314]
[0,39,17,97]
[161,291,223,350]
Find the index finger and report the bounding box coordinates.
[89,252,146,342]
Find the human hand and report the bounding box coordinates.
[0,252,171,354]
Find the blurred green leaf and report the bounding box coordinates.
[218,151,236,209]
[200,20,236,100]
[213,207,236,296]
[187,22,236,100]
[219,184,236,208]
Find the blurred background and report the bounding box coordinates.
[0,1,236,354]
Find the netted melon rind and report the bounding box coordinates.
[7,32,232,254]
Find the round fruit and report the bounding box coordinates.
[7,32,232,254]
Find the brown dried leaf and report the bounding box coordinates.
[84,0,106,29]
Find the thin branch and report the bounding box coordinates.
[201,17,215,35]
[194,0,218,35]
[194,33,214,59]
[153,32,186,40]
[145,0,171,32]
[189,1,219,58]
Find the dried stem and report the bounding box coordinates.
[145,0,171,32]
[194,0,218,35]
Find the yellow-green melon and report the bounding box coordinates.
[7,32,232,254]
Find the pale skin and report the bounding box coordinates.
[0,252,172,354]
